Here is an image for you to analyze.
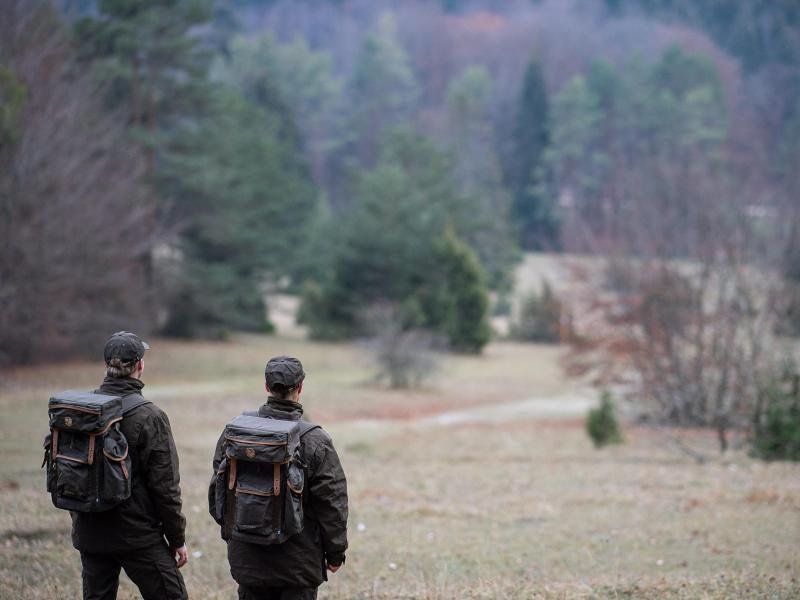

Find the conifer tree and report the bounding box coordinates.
[509,57,559,250]
[446,66,519,290]
[346,14,420,167]
[429,228,492,353]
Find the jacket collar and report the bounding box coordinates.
[258,396,303,421]
[97,376,144,397]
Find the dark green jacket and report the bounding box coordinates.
[210,397,348,588]
[71,376,186,552]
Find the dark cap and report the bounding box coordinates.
[265,355,305,392]
[104,331,149,366]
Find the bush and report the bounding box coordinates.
[586,390,624,448]
[365,306,439,389]
[752,375,800,461]
[509,280,564,343]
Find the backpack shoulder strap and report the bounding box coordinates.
[240,411,320,435]
[296,421,322,469]
[121,392,151,415]
[298,420,321,437]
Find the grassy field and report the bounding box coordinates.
[1,333,798,599]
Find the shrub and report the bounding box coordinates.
[586,390,624,448]
[364,306,439,389]
[752,375,800,461]
[509,280,565,343]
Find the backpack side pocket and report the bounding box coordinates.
[209,457,228,526]
[101,426,130,503]
[283,461,304,536]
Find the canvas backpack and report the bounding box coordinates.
[42,390,150,512]
[210,413,319,546]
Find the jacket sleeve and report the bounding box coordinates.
[208,431,226,526]
[308,433,349,566]
[138,408,187,549]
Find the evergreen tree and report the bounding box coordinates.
[219,34,343,193]
[446,66,519,290]
[161,78,316,337]
[0,65,25,150]
[74,0,215,166]
[547,47,727,252]
[509,57,558,250]
[548,75,606,213]
[428,228,492,353]
[300,130,492,352]
[73,0,217,327]
[346,14,420,167]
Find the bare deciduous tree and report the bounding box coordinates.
[562,133,794,455]
[0,1,159,365]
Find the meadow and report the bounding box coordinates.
[1,331,798,599]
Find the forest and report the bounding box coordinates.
[3,0,800,444]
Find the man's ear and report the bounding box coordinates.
[297,381,304,396]
[265,382,271,394]
[137,359,145,376]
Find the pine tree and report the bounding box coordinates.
[74,0,215,168]
[346,14,420,167]
[446,66,519,290]
[300,131,492,352]
[509,57,559,250]
[161,82,316,337]
[429,228,492,353]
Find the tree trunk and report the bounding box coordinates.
[717,422,728,453]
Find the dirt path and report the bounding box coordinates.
[143,378,596,429]
[419,389,595,426]
[338,389,596,432]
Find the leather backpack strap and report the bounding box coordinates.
[121,392,151,415]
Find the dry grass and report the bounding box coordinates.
[1,334,798,599]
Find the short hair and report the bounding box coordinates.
[106,357,138,378]
[267,382,300,399]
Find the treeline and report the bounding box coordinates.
[1,0,798,365]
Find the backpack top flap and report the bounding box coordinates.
[224,415,301,463]
[49,391,123,434]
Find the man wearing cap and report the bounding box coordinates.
[210,355,348,600]
[72,331,189,600]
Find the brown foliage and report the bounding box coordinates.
[562,148,793,453]
[0,1,157,365]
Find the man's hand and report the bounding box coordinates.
[326,562,341,573]
[174,545,189,569]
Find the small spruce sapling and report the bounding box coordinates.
[586,390,624,448]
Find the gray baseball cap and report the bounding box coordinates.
[264,355,305,391]
[104,331,149,366]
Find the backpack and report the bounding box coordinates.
[210,413,319,546]
[42,390,150,512]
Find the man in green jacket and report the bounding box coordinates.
[210,355,348,600]
[73,331,188,600]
